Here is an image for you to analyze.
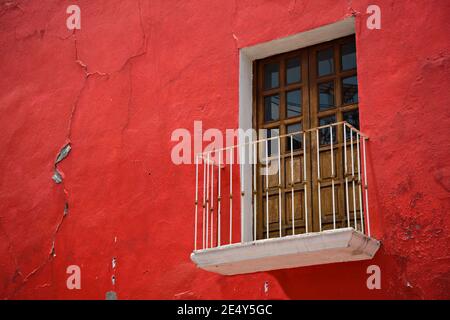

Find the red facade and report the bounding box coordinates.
[0,0,449,299]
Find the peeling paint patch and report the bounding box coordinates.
[52,143,71,184]
[55,144,71,164]
[49,242,56,257]
[52,169,63,184]
[105,291,117,300]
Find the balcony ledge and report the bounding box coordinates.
[190,228,380,275]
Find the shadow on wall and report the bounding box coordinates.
[267,247,429,299]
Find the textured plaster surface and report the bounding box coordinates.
[0,0,449,299]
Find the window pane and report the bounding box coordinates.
[266,128,279,156]
[286,123,302,151]
[264,63,279,89]
[286,58,301,84]
[342,76,358,104]
[341,42,356,71]
[344,109,359,140]
[318,81,335,111]
[286,89,301,118]
[317,48,334,76]
[343,109,359,129]
[264,95,280,122]
[319,115,336,145]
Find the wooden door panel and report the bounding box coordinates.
[319,149,337,179]
[256,35,359,238]
[285,154,304,184]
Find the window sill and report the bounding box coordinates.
[190,228,380,275]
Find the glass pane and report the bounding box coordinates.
[286,89,301,118]
[317,48,334,76]
[342,76,358,104]
[264,63,279,89]
[344,109,359,140]
[319,115,336,145]
[266,128,279,156]
[318,81,335,111]
[264,95,280,122]
[286,58,301,84]
[343,109,359,129]
[341,42,356,71]
[286,123,302,151]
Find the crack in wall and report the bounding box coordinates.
[52,143,71,184]
[9,146,72,298]
[0,220,22,284]
[121,65,134,142]
[74,33,110,78]
[7,0,150,298]
[119,0,148,142]
[0,0,24,18]
[15,29,103,298]
[119,0,149,176]
[116,0,148,73]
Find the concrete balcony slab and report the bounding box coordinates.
[190,228,380,275]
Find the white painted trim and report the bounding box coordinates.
[241,18,355,60]
[238,18,355,243]
[239,52,254,243]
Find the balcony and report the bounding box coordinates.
[190,122,380,275]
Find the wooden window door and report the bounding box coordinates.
[254,35,360,239]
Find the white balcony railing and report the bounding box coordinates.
[191,122,379,274]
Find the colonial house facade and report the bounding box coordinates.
[0,0,449,299]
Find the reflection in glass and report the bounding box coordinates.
[319,115,337,145]
[264,63,279,89]
[343,109,359,129]
[317,48,334,76]
[286,90,301,118]
[266,128,279,156]
[341,42,356,71]
[287,123,302,151]
[318,81,335,110]
[264,95,280,122]
[344,109,360,139]
[342,76,358,104]
[286,58,301,84]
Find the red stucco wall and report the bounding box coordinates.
[0,0,449,299]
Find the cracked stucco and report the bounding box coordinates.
[0,0,149,299]
[0,0,449,299]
